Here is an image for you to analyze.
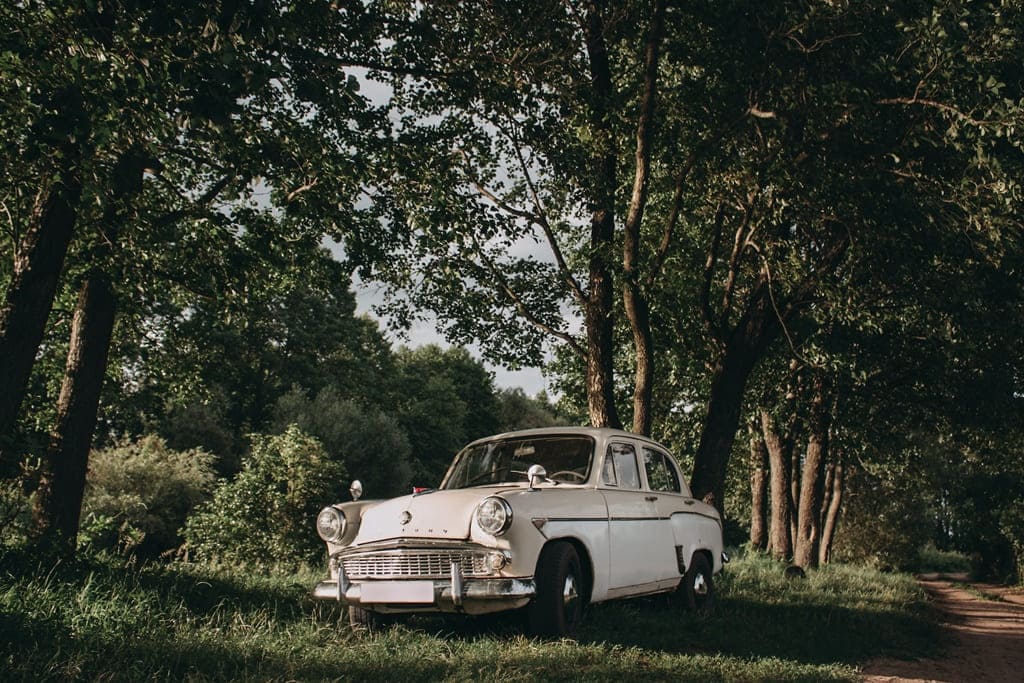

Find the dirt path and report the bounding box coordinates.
[862,575,1024,683]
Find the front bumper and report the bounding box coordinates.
[312,565,535,615]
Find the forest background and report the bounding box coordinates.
[1,0,1022,582]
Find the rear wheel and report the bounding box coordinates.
[680,553,715,615]
[528,541,586,637]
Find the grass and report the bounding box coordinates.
[0,547,941,682]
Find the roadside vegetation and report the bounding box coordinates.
[0,549,937,682]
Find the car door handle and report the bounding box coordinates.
[684,499,696,505]
[645,495,658,502]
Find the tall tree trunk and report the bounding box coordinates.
[794,371,831,569]
[582,2,621,430]
[819,454,844,565]
[30,274,116,555]
[691,285,778,512]
[790,448,801,548]
[761,408,792,560]
[0,141,84,468]
[749,415,768,550]
[622,0,665,436]
[29,149,146,557]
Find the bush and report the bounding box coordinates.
[832,470,932,571]
[913,543,972,574]
[183,426,345,565]
[0,461,37,548]
[80,436,216,557]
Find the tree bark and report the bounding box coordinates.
[29,149,146,557]
[790,448,801,548]
[582,2,621,430]
[749,415,769,550]
[761,408,792,560]
[0,141,84,468]
[819,454,844,565]
[622,0,665,436]
[30,274,117,555]
[691,283,778,512]
[794,371,831,569]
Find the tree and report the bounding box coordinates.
[273,385,413,499]
[2,0,389,555]
[392,345,501,485]
[360,0,683,431]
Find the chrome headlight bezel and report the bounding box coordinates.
[316,506,347,543]
[475,496,513,536]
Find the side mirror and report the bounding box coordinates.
[527,464,547,490]
[349,480,363,501]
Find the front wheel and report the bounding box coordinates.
[348,605,393,632]
[680,553,715,616]
[528,541,586,637]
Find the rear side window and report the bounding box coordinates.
[602,443,641,490]
[642,447,682,493]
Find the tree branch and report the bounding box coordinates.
[700,204,727,341]
[471,235,585,358]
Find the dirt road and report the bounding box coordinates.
[862,575,1024,683]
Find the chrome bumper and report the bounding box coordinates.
[312,569,535,615]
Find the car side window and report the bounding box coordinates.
[603,443,641,489]
[642,447,682,493]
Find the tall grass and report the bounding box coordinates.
[0,548,939,682]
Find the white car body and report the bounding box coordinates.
[313,427,725,633]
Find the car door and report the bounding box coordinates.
[640,446,699,576]
[600,441,677,593]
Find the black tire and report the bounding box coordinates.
[348,605,392,632]
[680,552,715,616]
[528,541,586,637]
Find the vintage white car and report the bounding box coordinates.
[312,427,726,635]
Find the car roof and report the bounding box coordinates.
[464,426,668,450]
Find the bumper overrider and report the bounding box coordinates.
[312,542,536,615]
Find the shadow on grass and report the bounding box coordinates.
[348,588,940,668]
[580,595,942,663]
[0,549,939,680]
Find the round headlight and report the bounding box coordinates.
[316,506,346,542]
[475,497,513,536]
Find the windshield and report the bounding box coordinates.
[442,435,595,489]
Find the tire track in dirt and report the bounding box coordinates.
[862,576,1024,683]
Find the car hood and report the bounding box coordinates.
[353,486,519,545]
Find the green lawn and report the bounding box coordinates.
[0,549,939,682]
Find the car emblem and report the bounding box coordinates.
[400,511,412,525]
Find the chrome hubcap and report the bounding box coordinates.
[563,574,579,608]
[693,572,708,596]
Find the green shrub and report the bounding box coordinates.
[80,436,216,557]
[832,470,932,570]
[913,543,972,574]
[183,426,345,565]
[0,462,37,548]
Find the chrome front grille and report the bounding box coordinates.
[340,548,491,579]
